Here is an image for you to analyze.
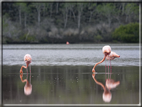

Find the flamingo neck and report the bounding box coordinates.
[93,55,106,70]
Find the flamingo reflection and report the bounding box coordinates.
[105,78,120,90]
[92,71,120,103]
[20,68,32,96]
[92,73,112,102]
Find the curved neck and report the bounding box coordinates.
[20,66,27,73]
[93,55,106,70]
[20,65,28,83]
[92,55,106,91]
[92,73,105,91]
[20,74,27,83]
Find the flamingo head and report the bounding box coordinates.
[102,45,111,56]
[24,54,32,67]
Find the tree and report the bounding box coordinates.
[14,3,26,25]
[88,3,97,22]
[77,3,84,29]
[31,3,44,26]
[68,3,76,21]
[96,3,116,27]
[124,3,139,23]
[62,3,70,29]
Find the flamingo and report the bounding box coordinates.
[92,45,111,73]
[20,54,32,73]
[20,70,32,95]
[66,41,70,45]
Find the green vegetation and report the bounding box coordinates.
[2,2,139,44]
[112,23,139,43]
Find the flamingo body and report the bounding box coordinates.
[106,51,120,60]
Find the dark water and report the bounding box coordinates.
[2,65,139,105]
[2,44,140,105]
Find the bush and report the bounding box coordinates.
[112,23,139,43]
[94,35,103,42]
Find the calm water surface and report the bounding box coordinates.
[3,43,139,66]
[2,44,140,105]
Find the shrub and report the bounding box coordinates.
[94,35,103,42]
[112,23,139,43]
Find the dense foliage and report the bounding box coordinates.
[2,2,139,44]
[112,23,139,43]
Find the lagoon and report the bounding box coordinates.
[2,43,140,105]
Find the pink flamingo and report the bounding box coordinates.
[20,54,32,73]
[92,45,111,72]
[66,41,69,45]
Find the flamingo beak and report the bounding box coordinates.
[116,55,120,58]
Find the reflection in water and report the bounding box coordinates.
[20,68,32,96]
[92,73,111,102]
[92,72,120,103]
[19,54,32,96]
[2,65,139,104]
[105,78,120,90]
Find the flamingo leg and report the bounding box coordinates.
[29,64,31,73]
[105,60,107,73]
[108,60,109,74]
[29,64,31,83]
[105,60,107,79]
[108,60,110,79]
[110,60,112,73]
[26,66,28,73]
[110,60,112,77]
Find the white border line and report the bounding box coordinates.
[1,1,141,107]
[139,3,141,106]
[3,104,141,106]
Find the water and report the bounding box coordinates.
[2,44,140,105]
[3,44,140,66]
